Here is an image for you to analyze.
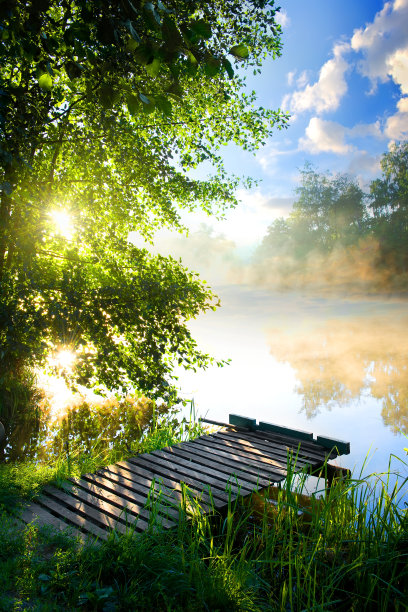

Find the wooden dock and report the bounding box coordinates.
[20,415,350,541]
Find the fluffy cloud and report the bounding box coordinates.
[299,118,352,154]
[385,96,408,139]
[283,42,351,114]
[299,117,386,156]
[351,0,408,94]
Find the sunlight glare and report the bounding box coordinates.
[50,209,74,239]
[52,348,76,371]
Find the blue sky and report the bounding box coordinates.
[136,0,408,274]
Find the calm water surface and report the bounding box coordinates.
[177,285,408,482]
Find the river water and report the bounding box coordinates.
[176,285,408,482]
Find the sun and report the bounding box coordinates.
[49,348,77,372]
[49,209,74,240]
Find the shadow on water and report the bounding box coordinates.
[0,373,170,464]
[268,312,408,433]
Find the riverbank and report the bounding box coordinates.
[0,417,407,611]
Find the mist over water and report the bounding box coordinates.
[177,284,408,479]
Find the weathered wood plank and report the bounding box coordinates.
[217,430,325,466]
[190,437,288,478]
[213,431,310,467]
[37,493,109,540]
[186,438,282,482]
[122,457,222,508]
[68,477,177,528]
[258,421,314,442]
[80,472,182,521]
[171,442,273,487]
[316,435,350,455]
[20,503,86,543]
[129,453,237,503]
[147,448,254,496]
[42,486,132,534]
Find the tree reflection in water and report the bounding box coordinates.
[0,389,170,463]
[268,314,408,433]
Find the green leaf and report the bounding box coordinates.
[125,19,141,42]
[229,44,249,59]
[185,50,198,65]
[65,61,83,80]
[204,57,221,77]
[223,58,234,79]
[155,94,172,116]
[38,73,53,91]
[139,92,151,105]
[133,44,154,66]
[99,85,119,108]
[126,93,140,115]
[190,19,212,40]
[166,81,182,98]
[145,58,160,77]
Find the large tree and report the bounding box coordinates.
[0,1,288,401]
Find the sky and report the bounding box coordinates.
[136,0,408,272]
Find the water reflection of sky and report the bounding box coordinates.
[176,285,408,480]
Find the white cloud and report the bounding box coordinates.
[275,9,290,28]
[351,0,408,94]
[348,121,384,139]
[287,70,296,86]
[299,118,353,154]
[283,42,351,114]
[385,96,408,139]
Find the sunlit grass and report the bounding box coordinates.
[1,447,407,610]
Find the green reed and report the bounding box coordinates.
[0,422,407,610]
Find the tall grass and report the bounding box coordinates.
[1,445,406,610]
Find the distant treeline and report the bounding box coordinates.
[254,142,408,292]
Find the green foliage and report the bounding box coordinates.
[0,400,206,508]
[369,141,408,273]
[0,0,289,400]
[1,451,407,610]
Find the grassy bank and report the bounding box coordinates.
[0,423,407,610]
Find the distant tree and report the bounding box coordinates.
[291,165,366,254]
[256,165,366,264]
[0,0,288,400]
[369,142,408,273]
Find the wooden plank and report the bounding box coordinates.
[101,463,185,503]
[104,460,181,503]
[129,453,236,504]
[173,441,275,486]
[218,430,326,465]
[111,458,214,506]
[147,448,254,496]
[252,429,334,459]
[20,503,86,543]
[258,421,314,442]
[213,431,312,468]
[210,434,293,471]
[42,486,131,535]
[187,438,286,481]
[193,435,288,472]
[59,481,150,531]
[229,414,257,430]
[68,477,177,528]
[121,458,222,508]
[316,435,350,455]
[37,493,109,540]
[81,472,182,521]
